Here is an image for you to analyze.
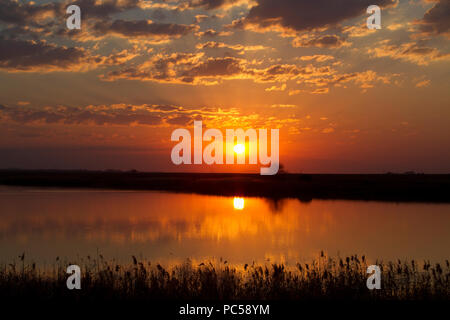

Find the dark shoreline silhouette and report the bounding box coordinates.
[1,170,449,203]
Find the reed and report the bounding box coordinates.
[1,253,449,301]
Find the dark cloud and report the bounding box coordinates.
[196,29,230,37]
[184,0,242,10]
[150,105,183,112]
[0,38,87,71]
[0,38,136,72]
[293,34,348,48]
[0,0,60,25]
[240,0,396,32]
[92,19,198,38]
[180,57,244,81]
[0,0,143,41]
[165,115,193,125]
[0,0,140,27]
[70,0,140,19]
[414,0,450,38]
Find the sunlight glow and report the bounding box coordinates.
[233,197,245,210]
[233,144,245,155]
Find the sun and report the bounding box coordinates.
[233,144,245,155]
[233,197,245,210]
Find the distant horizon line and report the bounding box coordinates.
[0,168,448,175]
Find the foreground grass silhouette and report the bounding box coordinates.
[1,253,449,301]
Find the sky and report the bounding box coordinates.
[0,0,449,173]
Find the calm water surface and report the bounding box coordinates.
[0,186,449,265]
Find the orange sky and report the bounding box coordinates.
[0,0,449,172]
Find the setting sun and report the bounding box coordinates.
[233,197,245,210]
[233,144,245,155]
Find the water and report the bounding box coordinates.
[0,186,449,265]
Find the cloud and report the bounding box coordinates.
[0,38,137,72]
[196,29,233,37]
[321,127,334,133]
[195,41,269,54]
[92,19,198,40]
[288,89,302,96]
[1,102,312,143]
[236,0,396,33]
[102,52,207,83]
[368,40,450,65]
[265,84,286,92]
[0,103,301,133]
[0,0,60,25]
[0,103,239,127]
[310,88,329,94]
[0,38,87,72]
[298,55,335,62]
[103,53,253,84]
[342,24,377,37]
[270,104,296,108]
[0,103,163,126]
[227,0,396,49]
[183,0,251,10]
[1,102,270,130]
[195,14,209,23]
[0,0,141,28]
[1,0,195,44]
[300,70,396,91]
[415,79,431,87]
[413,0,450,38]
[255,64,333,83]
[69,0,140,19]
[293,34,350,48]
[102,50,389,94]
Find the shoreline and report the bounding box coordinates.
[0,170,449,203]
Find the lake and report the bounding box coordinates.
[0,186,449,265]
